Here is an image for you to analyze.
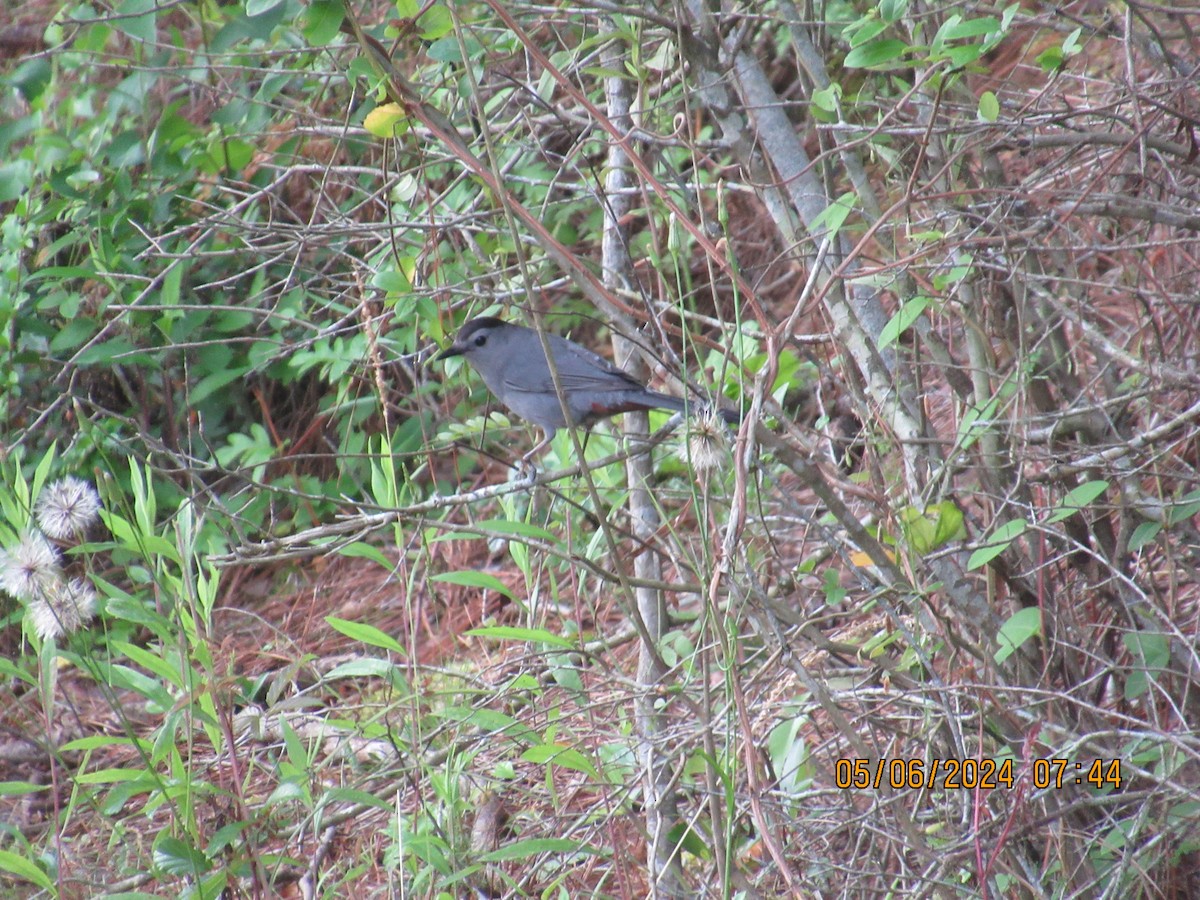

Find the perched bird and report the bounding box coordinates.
[436,316,738,461]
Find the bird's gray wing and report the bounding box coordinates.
[500,334,643,395]
[550,335,646,389]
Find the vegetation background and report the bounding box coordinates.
[1,0,1198,896]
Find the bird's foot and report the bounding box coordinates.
[511,457,539,484]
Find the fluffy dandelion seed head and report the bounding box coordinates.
[686,409,728,475]
[0,531,62,601]
[35,476,102,540]
[29,577,97,642]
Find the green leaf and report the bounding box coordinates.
[878,0,909,23]
[106,664,175,711]
[844,39,909,69]
[31,442,57,502]
[326,617,405,655]
[373,264,414,295]
[1127,521,1161,552]
[551,661,584,693]
[10,57,52,103]
[932,256,974,290]
[321,787,395,811]
[0,850,54,892]
[811,191,857,236]
[191,366,250,406]
[76,767,156,784]
[899,501,966,554]
[100,582,172,634]
[1123,631,1170,669]
[968,518,1026,569]
[994,607,1041,663]
[939,44,983,67]
[213,309,255,332]
[956,396,996,453]
[77,337,139,366]
[113,640,186,689]
[325,658,406,680]
[106,130,146,168]
[336,542,395,570]
[978,90,999,122]
[1122,631,1170,700]
[465,626,575,649]
[417,4,453,40]
[281,716,310,770]
[207,822,250,856]
[153,834,211,877]
[245,0,285,16]
[582,66,630,81]
[879,295,930,348]
[1062,27,1083,55]
[115,0,157,43]
[848,20,888,48]
[811,83,842,113]
[427,35,467,62]
[437,705,539,744]
[1167,489,1200,525]
[49,317,97,353]
[0,655,35,687]
[432,570,515,600]
[480,837,593,863]
[215,137,255,172]
[522,743,600,779]
[1045,480,1109,524]
[936,15,1000,42]
[1036,45,1064,72]
[0,781,47,796]
[0,161,32,203]
[303,0,344,44]
[60,734,149,752]
[101,510,181,564]
[668,822,711,859]
[822,567,846,606]
[475,519,561,543]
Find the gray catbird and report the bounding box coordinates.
[436,316,738,460]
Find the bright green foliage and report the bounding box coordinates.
[1,0,1194,896]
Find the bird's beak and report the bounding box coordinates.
[435,342,464,361]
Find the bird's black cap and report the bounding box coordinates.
[435,316,508,360]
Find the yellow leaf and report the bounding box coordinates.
[850,549,895,566]
[364,103,407,138]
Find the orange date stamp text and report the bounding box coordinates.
[834,757,1122,791]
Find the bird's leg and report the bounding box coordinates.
[517,427,555,476]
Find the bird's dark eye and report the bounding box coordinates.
[473,334,487,347]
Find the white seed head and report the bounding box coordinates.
[29,577,98,641]
[0,531,62,601]
[686,409,728,475]
[35,476,102,540]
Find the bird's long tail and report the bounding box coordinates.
[642,390,741,426]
